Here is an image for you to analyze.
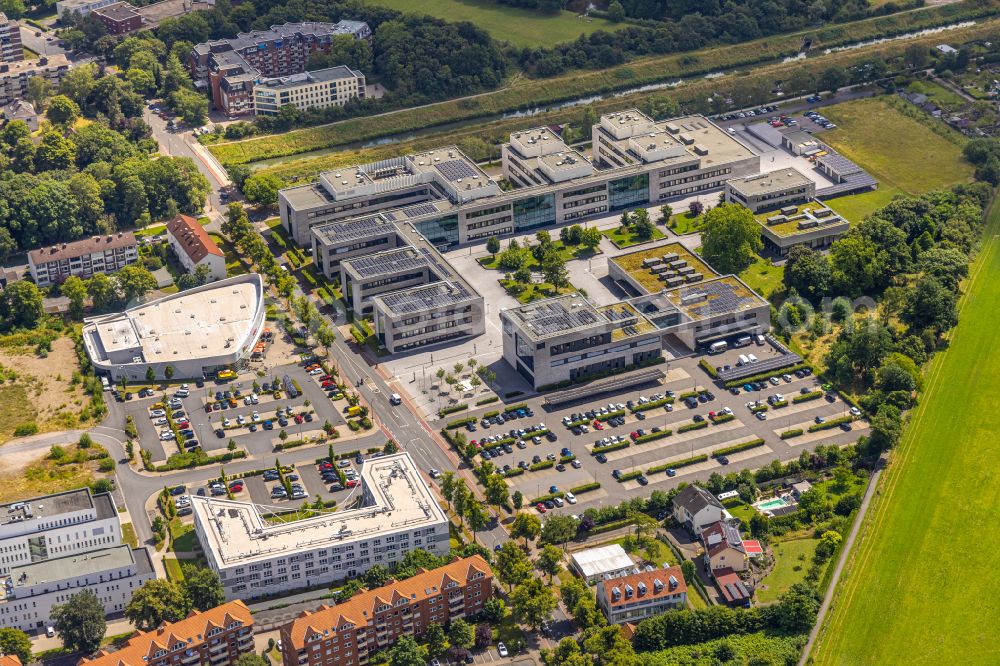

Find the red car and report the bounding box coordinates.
[346,479,359,488]
[294,414,304,424]
[176,420,190,429]
[205,404,213,413]
[321,380,336,388]
[593,420,604,430]
[536,503,547,513]
[319,462,333,470]
[630,431,640,441]
[228,482,243,492]
[319,375,332,382]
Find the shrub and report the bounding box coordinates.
[678,421,709,433]
[531,491,564,504]
[98,456,116,472]
[750,404,768,413]
[780,428,804,439]
[808,416,853,432]
[647,454,709,474]
[793,391,823,403]
[772,399,789,408]
[438,404,468,418]
[710,413,735,424]
[13,422,38,437]
[503,402,528,413]
[504,468,525,478]
[529,460,554,472]
[476,396,499,406]
[698,358,719,378]
[482,410,501,419]
[631,397,674,413]
[570,482,601,494]
[445,416,476,430]
[591,441,630,455]
[634,429,673,444]
[155,449,246,472]
[712,438,765,458]
[616,470,643,482]
[596,409,626,421]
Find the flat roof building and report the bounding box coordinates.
[724,168,815,213]
[56,0,117,17]
[570,544,636,584]
[191,452,450,599]
[0,14,23,63]
[279,112,759,248]
[79,601,254,666]
[753,200,850,257]
[82,274,265,381]
[1,545,154,632]
[280,556,493,666]
[596,566,687,624]
[0,56,70,106]
[91,2,142,34]
[254,65,365,116]
[312,215,485,354]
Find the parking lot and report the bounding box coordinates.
[120,360,352,463]
[434,343,867,514]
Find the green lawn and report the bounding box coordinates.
[363,0,623,47]
[738,255,785,299]
[757,537,824,604]
[821,96,973,195]
[602,225,666,248]
[169,518,199,553]
[726,501,757,528]
[478,239,599,271]
[122,522,138,548]
[604,536,675,568]
[209,233,248,277]
[824,186,904,225]
[810,199,1000,665]
[904,79,967,109]
[163,556,185,581]
[500,279,576,303]
[668,211,705,235]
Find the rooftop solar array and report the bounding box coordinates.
[313,215,393,245]
[377,281,473,316]
[667,279,763,320]
[344,247,430,279]
[817,153,863,177]
[434,159,478,182]
[816,172,878,198]
[402,203,440,219]
[544,367,666,406]
[510,296,604,339]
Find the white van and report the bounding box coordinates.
[709,341,728,354]
[747,353,759,364]
[737,354,750,366]
[100,376,110,391]
[735,335,752,348]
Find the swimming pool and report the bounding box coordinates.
[758,497,791,511]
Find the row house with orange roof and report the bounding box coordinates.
[279,556,493,666]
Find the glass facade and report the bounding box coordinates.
[415,215,459,248]
[608,173,650,211]
[513,194,556,231]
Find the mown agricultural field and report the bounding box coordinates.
[364,0,622,47]
[810,199,1000,665]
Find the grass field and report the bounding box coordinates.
[602,225,666,248]
[810,199,1000,665]
[163,556,184,581]
[821,96,973,196]
[668,211,706,235]
[825,186,904,224]
[757,537,823,604]
[499,279,575,303]
[738,255,784,299]
[478,239,598,270]
[122,522,138,548]
[365,0,622,47]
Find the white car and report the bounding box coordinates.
[565,491,577,504]
[497,643,508,658]
[850,407,861,416]
[153,417,168,426]
[159,430,175,441]
[222,418,231,428]
[150,409,166,417]
[236,414,246,425]
[571,459,582,469]
[309,368,323,375]
[250,393,259,404]
[553,497,564,507]
[769,377,781,386]
[721,407,733,416]
[244,396,252,406]
[252,412,261,422]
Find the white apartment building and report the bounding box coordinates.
[55,0,117,17]
[191,452,450,599]
[28,232,138,287]
[253,65,365,116]
[0,545,155,632]
[0,490,121,576]
[0,56,70,107]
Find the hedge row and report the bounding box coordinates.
[476,396,499,406]
[780,429,804,439]
[712,438,765,458]
[647,454,708,474]
[445,416,476,429]
[504,402,528,413]
[570,482,601,494]
[710,413,735,425]
[772,399,789,409]
[530,460,555,472]
[588,517,634,535]
[560,454,576,463]
[504,467,525,478]
[793,391,823,404]
[591,441,630,455]
[156,449,246,472]
[808,416,853,432]
[678,421,709,433]
[750,404,768,413]
[634,429,673,445]
[679,390,700,399]
[566,418,589,428]
[617,470,643,483]
[482,410,501,419]
[698,358,718,378]
[596,409,626,422]
[438,403,469,418]
[631,397,674,413]
[531,491,564,504]
[722,363,810,388]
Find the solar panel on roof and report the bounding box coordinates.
[403,203,439,219]
[434,159,478,182]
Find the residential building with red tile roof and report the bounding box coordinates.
[714,568,753,607]
[700,520,748,575]
[78,601,254,666]
[166,215,226,282]
[595,565,687,625]
[280,556,492,666]
[0,655,21,666]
